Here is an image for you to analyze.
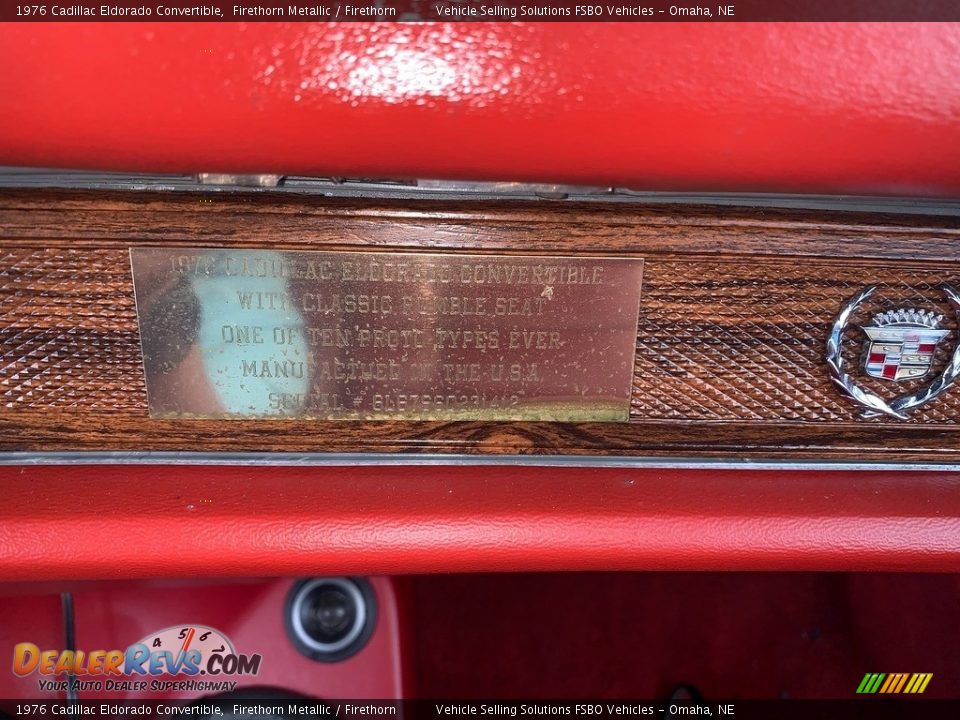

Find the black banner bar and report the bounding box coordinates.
[1,699,960,720]
[2,1,960,22]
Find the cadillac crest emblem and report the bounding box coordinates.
[826,285,960,420]
[861,308,948,381]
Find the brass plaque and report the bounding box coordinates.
[129,248,644,421]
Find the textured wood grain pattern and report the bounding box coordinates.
[3,189,960,459]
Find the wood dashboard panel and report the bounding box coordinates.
[2,189,960,460]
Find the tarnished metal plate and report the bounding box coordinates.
[129,248,644,421]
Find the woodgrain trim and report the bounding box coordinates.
[3,189,960,460]
[2,189,960,261]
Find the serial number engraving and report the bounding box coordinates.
[129,248,644,422]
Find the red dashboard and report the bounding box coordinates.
[1,22,959,195]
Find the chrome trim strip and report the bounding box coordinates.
[2,168,960,215]
[1,451,959,472]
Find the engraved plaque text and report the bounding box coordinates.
[130,248,644,422]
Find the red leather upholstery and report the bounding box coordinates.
[1,464,958,579]
[1,23,959,196]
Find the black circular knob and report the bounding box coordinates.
[285,578,376,662]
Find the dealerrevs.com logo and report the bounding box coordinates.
[12,625,262,694]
